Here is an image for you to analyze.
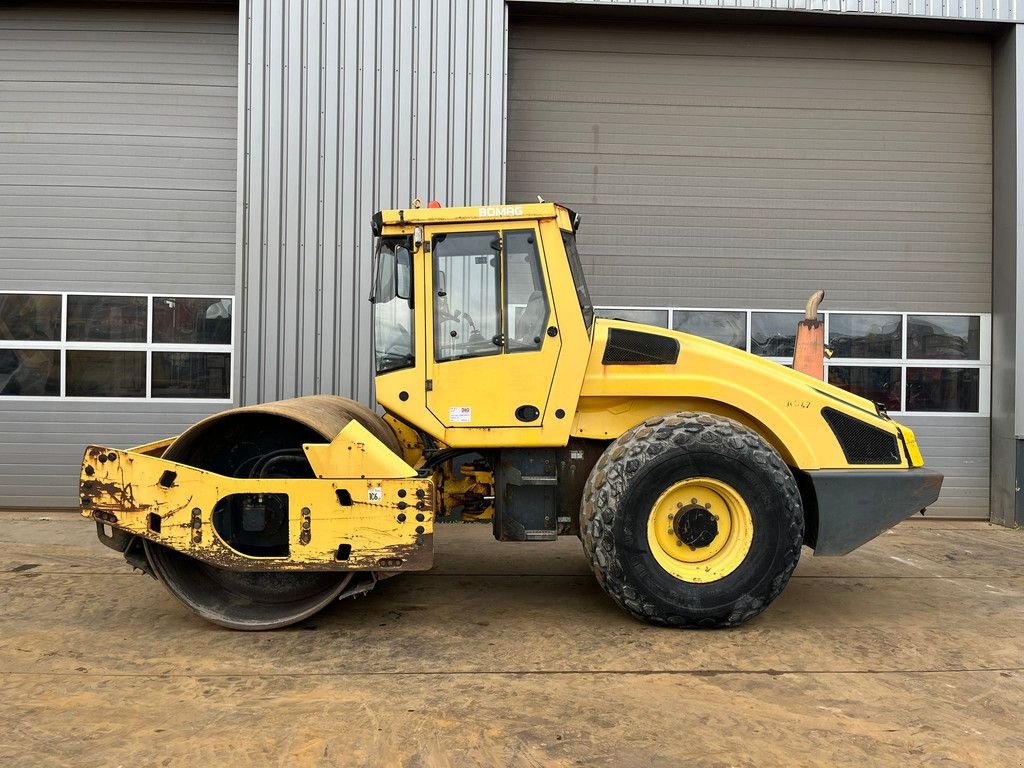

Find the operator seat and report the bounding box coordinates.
[516,290,546,347]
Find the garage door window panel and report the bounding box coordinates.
[907,315,981,360]
[0,294,63,397]
[595,308,669,328]
[827,365,902,412]
[828,314,902,359]
[152,351,230,399]
[0,292,233,401]
[906,367,980,413]
[0,294,61,341]
[67,350,145,398]
[0,349,60,396]
[751,312,802,357]
[67,296,147,342]
[153,297,232,345]
[673,310,746,350]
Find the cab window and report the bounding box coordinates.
[372,238,414,374]
[433,232,502,362]
[562,231,594,329]
[504,230,549,352]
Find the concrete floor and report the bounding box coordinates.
[0,511,1022,768]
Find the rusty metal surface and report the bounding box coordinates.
[81,445,434,572]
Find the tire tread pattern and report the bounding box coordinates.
[580,412,803,628]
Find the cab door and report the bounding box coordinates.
[425,224,561,429]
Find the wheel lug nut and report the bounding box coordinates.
[676,540,683,547]
[705,503,712,509]
[667,512,674,520]
[691,498,698,504]
[676,502,683,509]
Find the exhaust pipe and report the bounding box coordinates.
[793,290,826,380]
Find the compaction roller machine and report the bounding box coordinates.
[80,202,942,629]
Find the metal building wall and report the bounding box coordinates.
[237,0,506,405]
[505,19,992,517]
[0,2,239,507]
[991,25,1024,525]
[238,0,1015,407]
[518,0,1023,22]
[0,3,238,295]
[506,21,993,313]
[238,0,1020,522]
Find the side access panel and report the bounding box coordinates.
[493,448,558,541]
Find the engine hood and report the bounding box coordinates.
[572,318,916,471]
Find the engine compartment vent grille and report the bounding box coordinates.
[602,328,679,365]
[821,407,901,465]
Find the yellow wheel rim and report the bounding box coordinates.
[646,477,754,584]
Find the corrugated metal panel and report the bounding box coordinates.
[0,2,238,295]
[507,21,992,313]
[901,415,990,517]
[517,0,1024,23]
[0,3,238,507]
[238,0,506,405]
[507,19,991,517]
[237,0,1007,409]
[0,402,227,507]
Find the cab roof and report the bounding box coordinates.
[372,202,578,235]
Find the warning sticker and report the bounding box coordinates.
[449,406,472,423]
[367,486,383,503]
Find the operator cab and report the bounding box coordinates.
[370,203,595,448]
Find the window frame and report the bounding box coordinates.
[372,237,417,375]
[431,227,555,363]
[431,230,503,364]
[592,304,991,417]
[0,290,235,403]
[503,227,551,355]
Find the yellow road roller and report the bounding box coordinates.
[80,202,942,630]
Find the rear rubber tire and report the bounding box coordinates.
[580,412,803,628]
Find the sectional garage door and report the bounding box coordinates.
[0,2,238,506]
[507,19,992,517]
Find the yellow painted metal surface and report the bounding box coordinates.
[373,204,922,471]
[901,423,925,467]
[303,421,417,479]
[375,214,591,448]
[647,477,754,584]
[377,202,563,229]
[423,220,561,429]
[80,445,433,572]
[574,319,916,471]
[383,414,428,468]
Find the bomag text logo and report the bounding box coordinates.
[479,206,523,217]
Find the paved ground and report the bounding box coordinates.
[1,511,1022,768]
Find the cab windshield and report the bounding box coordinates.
[371,237,414,374]
[562,231,594,329]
